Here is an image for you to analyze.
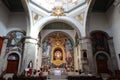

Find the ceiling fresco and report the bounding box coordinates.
[30,0,86,13]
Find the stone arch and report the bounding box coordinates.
[90,30,110,38]
[85,0,96,37]
[31,16,82,39]
[6,30,26,36]
[90,30,110,54]
[21,0,31,36]
[41,31,74,46]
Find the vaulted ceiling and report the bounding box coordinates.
[2,0,114,12]
[2,0,24,12]
[92,0,114,12]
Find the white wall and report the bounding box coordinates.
[106,5,120,69]
[88,12,112,36]
[7,12,27,33]
[0,1,9,36]
[0,1,27,36]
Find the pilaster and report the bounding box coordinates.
[74,46,79,71]
[79,37,96,73]
[108,38,119,71]
[77,44,82,71]
[22,37,39,72]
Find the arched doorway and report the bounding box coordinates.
[96,53,109,73]
[6,53,19,74]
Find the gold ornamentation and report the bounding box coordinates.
[77,15,83,21]
[51,46,66,66]
[75,12,85,25]
[34,14,38,20]
[51,33,66,66]
[51,6,65,16]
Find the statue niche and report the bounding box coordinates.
[51,38,66,66]
[54,48,63,60]
[51,46,66,66]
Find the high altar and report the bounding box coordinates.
[42,32,74,71]
[48,68,67,79]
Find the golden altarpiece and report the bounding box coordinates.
[42,32,73,71]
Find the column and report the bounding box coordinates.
[74,46,79,71]
[80,37,95,73]
[86,38,96,73]
[77,41,82,71]
[21,37,39,72]
[38,46,42,69]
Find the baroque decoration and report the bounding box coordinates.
[74,11,85,25]
[32,12,43,24]
[42,32,73,71]
[51,6,66,16]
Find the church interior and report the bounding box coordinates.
[0,0,120,80]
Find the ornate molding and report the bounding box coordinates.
[74,11,85,25]
[32,11,43,24]
[51,6,66,16]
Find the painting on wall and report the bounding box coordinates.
[6,31,25,53]
[41,32,74,71]
[91,31,109,54]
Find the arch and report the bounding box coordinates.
[6,30,26,36]
[90,30,110,54]
[90,30,110,38]
[41,31,74,46]
[31,16,83,38]
[5,51,21,74]
[94,51,112,73]
[85,0,96,36]
[21,0,31,36]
